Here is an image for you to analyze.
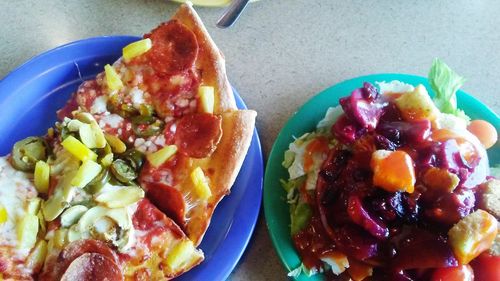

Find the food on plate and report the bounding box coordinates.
[282,59,498,280]
[0,3,255,280]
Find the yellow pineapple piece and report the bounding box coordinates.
[0,204,7,224]
[198,86,215,114]
[394,84,440,121]
[122,38,152,61]
[190,167,212,200]
[71,160,102,188]
[17,214,39,249]
[448,209,498,264]
[165,240,196,270]
[61,135,98,162]
[370,150,415,193]
[34,161,50,193]
[147,145,178,168]
[104,64,123,91]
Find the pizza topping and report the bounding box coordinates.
[0,204,7,224]
[61,136,98,162]
[11,136,48,172]
[146,144,178,168]
[34,160,50,194]
[95,186,144,208]
[175,113,222,158]
[61,252,123,281]
[105,133,127,154]
[104,64,124,92]
[71,160,102,188]
[146,182,186,227]
[25,240,48,273]
[198,86,215,114]
[16,214,38,249]
[131,115,164,138]
[60,205,89,227]
[122,38,152,62]
[190,167,212,200]
[165,240,197,270]
[110,159,138,183]
[144,20,198,75]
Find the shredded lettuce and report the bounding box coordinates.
[290,202,312,235]
[428,58,470,122]
[287,263,323,278]
[282,150,295,169]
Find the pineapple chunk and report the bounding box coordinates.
[104,64,123,91]
[448,209,498,264]
[95,186,145,208]
[198,86,215,114]
[61,135,98,162]
[165,240,196,270]
[0,204,7,224]
[394,84,440,121]
[17,214,39,249]
[122,38,152,61]
[190,167,212,200]
[370,150,415,193]
[34,160,50,193]
[25,240,47,273]
[104,133,127,154]
[422,167,460,192]
[60,205,88,227]
[71,160,102,188]
[147,145,178,168]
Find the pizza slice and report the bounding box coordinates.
[58,3,256,245]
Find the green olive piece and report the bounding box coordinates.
[120,149,145,171]
[12,137,48,172]
[138,104,155,116]
[110,159,137,183]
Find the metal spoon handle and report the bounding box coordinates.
[216,0,250,28]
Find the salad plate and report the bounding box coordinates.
[263,73,499,280]
[0,36,264,281]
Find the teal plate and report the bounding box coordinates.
[263,73,500,280]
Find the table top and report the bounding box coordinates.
[1,1,499,280]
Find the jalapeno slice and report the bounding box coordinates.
[87,168,111,194]
[110,159,137,183]
[11,137,48,172]
[119,149,145,171]
[131,116,164,137]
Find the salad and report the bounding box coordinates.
[281,59,499,280]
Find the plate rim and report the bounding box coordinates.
[0,35,264,281]
[263,73,499,280]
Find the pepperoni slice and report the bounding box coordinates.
[175,113,223,158]
[59,239,117,265]
[60,253,122,281]
[145,20,198,74]
[146,182,186,228]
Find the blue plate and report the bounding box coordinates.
[0,36,264,281]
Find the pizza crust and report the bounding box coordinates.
[172,3,237,113]
[187,109,257,245]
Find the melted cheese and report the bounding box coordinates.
[0,157,38,256]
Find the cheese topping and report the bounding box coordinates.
[0,157,38,254]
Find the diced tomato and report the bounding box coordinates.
[431,265,474,281]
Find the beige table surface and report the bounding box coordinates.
[0,1,499,280]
